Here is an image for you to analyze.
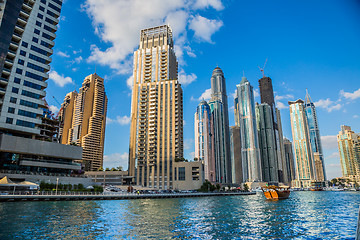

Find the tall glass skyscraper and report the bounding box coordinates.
[234,76,261,183]
[288,99,316,188]
[304,90,326,181]
[194,100,215,182]
[208,67,231,184]
[128,25,183,189]
[0,0,62,138]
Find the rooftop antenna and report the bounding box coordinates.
[258,58,268,77]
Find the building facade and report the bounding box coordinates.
[230,126,242,185]
[288,99,316,187]
[173,161,204,190]
[258,76,286,183]
[283,138,296,182]
[337,125,360,179]
[256,103,279,184]
[208,67,231,184]
[128,25,183,190]
[0,0,61,138]
[194,100,215,182]
[60,73,108,172]
[304,90,326,181]
[234,76,261,183]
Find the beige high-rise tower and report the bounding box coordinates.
[129,25,183,189]
[59,73,107,171]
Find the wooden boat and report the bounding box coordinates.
[261,185,290,199]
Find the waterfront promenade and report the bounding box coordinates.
[0,191,255,202]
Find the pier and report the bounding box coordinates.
[0,191,256,202]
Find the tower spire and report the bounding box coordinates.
[305,88,312,104]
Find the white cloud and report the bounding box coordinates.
[198,88,211,101]
[276,101,288,109]
[340,88,360,100]
[321,135,338,150]
[49,105,59,114]
[192,0,224,10]
[49,71,74,87]
[83,0,224,76]
[326,152,340,160]
[354,115,359,119]
[275,94,294,101]
[56,51,70,58]
[189,15,223,43]
[107,115,131,125]
[73,49,82,55]
[183,120,186,126]
[75,56,83,64]
[314,98,342,112]
[254,89,260,98]
[178,69,197,85]
[103,152,129,170]
[126,75,134,90]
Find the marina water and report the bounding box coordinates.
[0,191,359,239]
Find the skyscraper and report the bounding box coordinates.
[128,25,183,189]
[234,76,261,183]
[304,90,326,181]
[337,125,360,179]
[0,0,62,138]
[256,103,279,184]
[258,76,286,183]
[230,126,242,184]
[194,100,215,182]
[60,73,108,171]
[288,99,316,188]
[208,67,231,184]
[283,138,296,182]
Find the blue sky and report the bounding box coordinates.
[47,0,360,179]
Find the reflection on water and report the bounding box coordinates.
[0,192,359,239]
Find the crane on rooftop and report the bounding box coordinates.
[258,58,268,78]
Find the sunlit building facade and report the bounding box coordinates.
[128,25,183,189]
[288,99,316,187]
[337,125,360,180]
[304,91,326,181]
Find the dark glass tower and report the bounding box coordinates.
[208,67,231,184]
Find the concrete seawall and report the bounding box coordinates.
[0,192,256,202]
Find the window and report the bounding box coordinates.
[18,59,24,65]
[24,80,42,90]
[10,97,17,104]
[37,13,43,19]
[16,119,35,128]
[21,42,28,48]
[48,3,61,12]
[45,17,55,25]
[43,24,55,33]
[27,63,45,73]
[39,6,45,11]
[42,32,52,40]
[18,109,37,118]
[16,68,23,74]
[51,0,63,6]
[41,0,46,3]
[40,41,51,48]
[8,107,15,114]
[34,29,40,35]
[20,50,26,56]
[12,87,19,94]
[25,71,43,81]
[178,167,185,181]
[6,118,13,124]
[29,54,47,64]
[47,10,57,18]
[20,100,38,109]
[32,37,38,43]
[36,21,42,27]
[14,78,21,84]
[30,45,49,56]
[22,90,40,99]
